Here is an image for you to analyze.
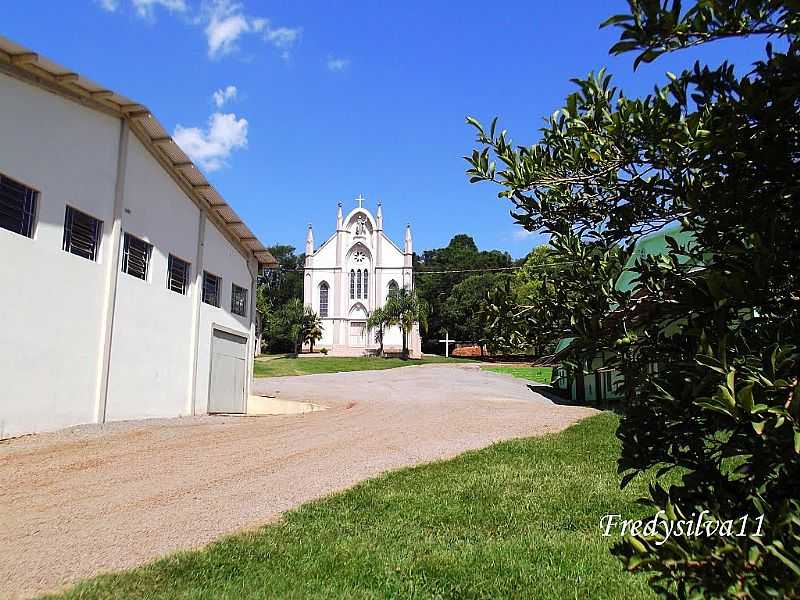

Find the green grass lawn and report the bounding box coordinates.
[253,354,474,378]
[48,413,661,600]
[484,366,553,385]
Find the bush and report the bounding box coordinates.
[466,1,800,596]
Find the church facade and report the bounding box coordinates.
[303,198,421,357]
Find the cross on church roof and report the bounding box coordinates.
[356,194,365,208]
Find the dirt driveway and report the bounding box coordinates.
[0,364,595,599]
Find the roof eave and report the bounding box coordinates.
[0,36,273,267]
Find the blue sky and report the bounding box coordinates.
[3,1,771,258]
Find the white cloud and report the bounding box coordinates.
[327,56,350,72]
[173,111,248,172]
[96,0,119,11]
[203,1,251,57]
[512,229,536,240]
[264,26,302,59]
[212,85,238,107]
[201,0,301,59]
[132,0,187,18]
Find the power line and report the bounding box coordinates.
[415,266,522,274]
[266,262,577,276]
[268,267,522,274]
[415,262,579,275]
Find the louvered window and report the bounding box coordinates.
[167,255,190,295]
[0,173,37,238]
[203,271,221,307]
[357,269,362,298]
[121,233,152,281]
[363,270,368,300]
[350,270,355,299]
[63,206,102,261]
[231,283,248,317]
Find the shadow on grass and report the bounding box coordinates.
[525,383,582,405]
[525,384,626,416]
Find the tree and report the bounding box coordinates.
[441,273,512,349]
[367,306,389,356]
[255,284,269,355]
[512,245,553,305]
[466,1,800,597]
[414,234,512,351]
[257,245,304,353]
[483,244,562,355]
[384,288,428,357]
[303,308,323,353]
[279,298,306,356]
[259,244,304,308]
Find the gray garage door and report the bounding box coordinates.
[208,329,248,414]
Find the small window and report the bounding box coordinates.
[121,233,152,280]
[167,255,191,295]
[363,270,368,300]
[319,282,329,317]
[350,269,355,299]
[231,283,248,317]
[387,280,399,298]
[0,173,37,238]
[203,271,221,307]
[604,371,615,392]
[63,206,102,261]
[357,269,362,298]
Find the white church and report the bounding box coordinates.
[303,198,422,357]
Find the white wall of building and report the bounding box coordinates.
[194,217,255,414]
[0,72,119,438]
[104,134,200,421]
[0,71,260,438]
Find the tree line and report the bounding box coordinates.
[256,236,547,355]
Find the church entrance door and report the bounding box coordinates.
[349,321,366,347]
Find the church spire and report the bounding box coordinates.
[305,223,314,256]
[404,223,413,254]
[336,202,343,230]
[376,201,383,231]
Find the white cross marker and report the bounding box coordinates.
[356,194,365,208]
[437,331,455,358]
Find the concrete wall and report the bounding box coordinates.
[104,134,199,421]
[0,72,118,438]
[194,216,254,414]
[0,71,257,437]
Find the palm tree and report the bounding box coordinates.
[366,306,388,356]
[384,288,428,357]
[303,308,323,353]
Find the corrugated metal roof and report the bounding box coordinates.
[0,35,276,267]
[615,225,696,292]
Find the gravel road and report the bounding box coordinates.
[0,364,595,599]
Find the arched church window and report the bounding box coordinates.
[363,270,368,300]
[387,279,399,299]
[357,269,362,299]
[319,282,329,318]
[350,270,355,299]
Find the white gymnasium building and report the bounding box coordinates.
[0,37,276,438]
[303,198,421,357]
